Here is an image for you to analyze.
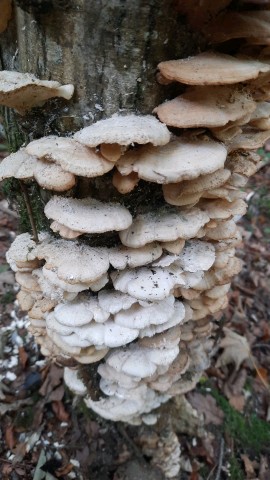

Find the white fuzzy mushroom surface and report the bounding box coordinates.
[5,4,267,425]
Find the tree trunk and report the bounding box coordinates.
[1,0,198,136]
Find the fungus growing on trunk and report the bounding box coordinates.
[0,71,74,113]
[4,4,270,427]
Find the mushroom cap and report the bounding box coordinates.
[112,171,139,194]
[157,52,270,85]
[227,128,270,152]
[109,243,162,269]
[199,198,247,219]
[44,196,133,235]
[36,237,110,284]
[163,169,231,206]
[206,11,270,43]
[205,219,237,240]
[60,321,139,349]
[64,368,87,396]
[205,283,231,299]
[117,138,227,184]
[54,298,110,327]
[26,136,113,178]
[73,114,170,147]
[6,232,38,268]
[114,296,176,329]
[0,71,74,113]
[111,266,186,301]
[119,208,209,248]
[226,153,260,177]
[106,344,179,378]
[173,240,215,272]
[15,271,41,292]
[98,290,137,315]
[0,148,76,191]
[162,239,185,254]
[154,86,256,128]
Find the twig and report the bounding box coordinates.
[19,180,39,243]
[214,438,224,480]
[116,423,145,461]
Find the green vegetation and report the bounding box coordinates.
[229,456,245,480]
[201,386,270,455]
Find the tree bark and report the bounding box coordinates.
[1,0,198,136]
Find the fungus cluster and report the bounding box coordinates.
[3,1,270,424]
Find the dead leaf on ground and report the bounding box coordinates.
[55,463,74,477]
[216,327,251,370]
[241,454,256,479]
[187,393,224,426]
[5,424,15,449]
[18,346,28,369]
[51,401,69,422]
[39,364,63,398]
[229,395,245,412]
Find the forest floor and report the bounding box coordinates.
[0,141,269,480]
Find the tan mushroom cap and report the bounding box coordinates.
[211,125,243,143]
[226,153,260,177]
[50,221,81,239]
[163,239,185,255]
[205,283,231,299]
[36,237,110,284]
[154,86,256,129]
[17,290,35,311]
[0,0,12,33]
[163,169,231,207]
[119,208,209,248]
[26,136,113,178]
[44,196,132,236]
[205,219,237,240]
[112,171,139,194]
[0,71,74,114]
[249,101,270,129]
[227,128,270,152]
[15,271,41,292]
[73,114,170,147]
[206,11,270,43]
[117,138,227,184]
[100,143,123,163]
[199,198,247,219]
[157,52,270,85]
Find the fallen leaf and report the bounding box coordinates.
[51,401,69,422]
[39,364,63,398]
[256,367,268,383]
[5,424,15,449]
[18,346,28,369]
[55,463,73,477]
[188,393,224,426]
[229,395,245,412]
[216,328,251,370]
[241,454,256,479]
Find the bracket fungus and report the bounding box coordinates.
[4,5,270,425]
[0,71,74,113]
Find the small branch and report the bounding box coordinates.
[214,438,224,480]
[19,181,39,243]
